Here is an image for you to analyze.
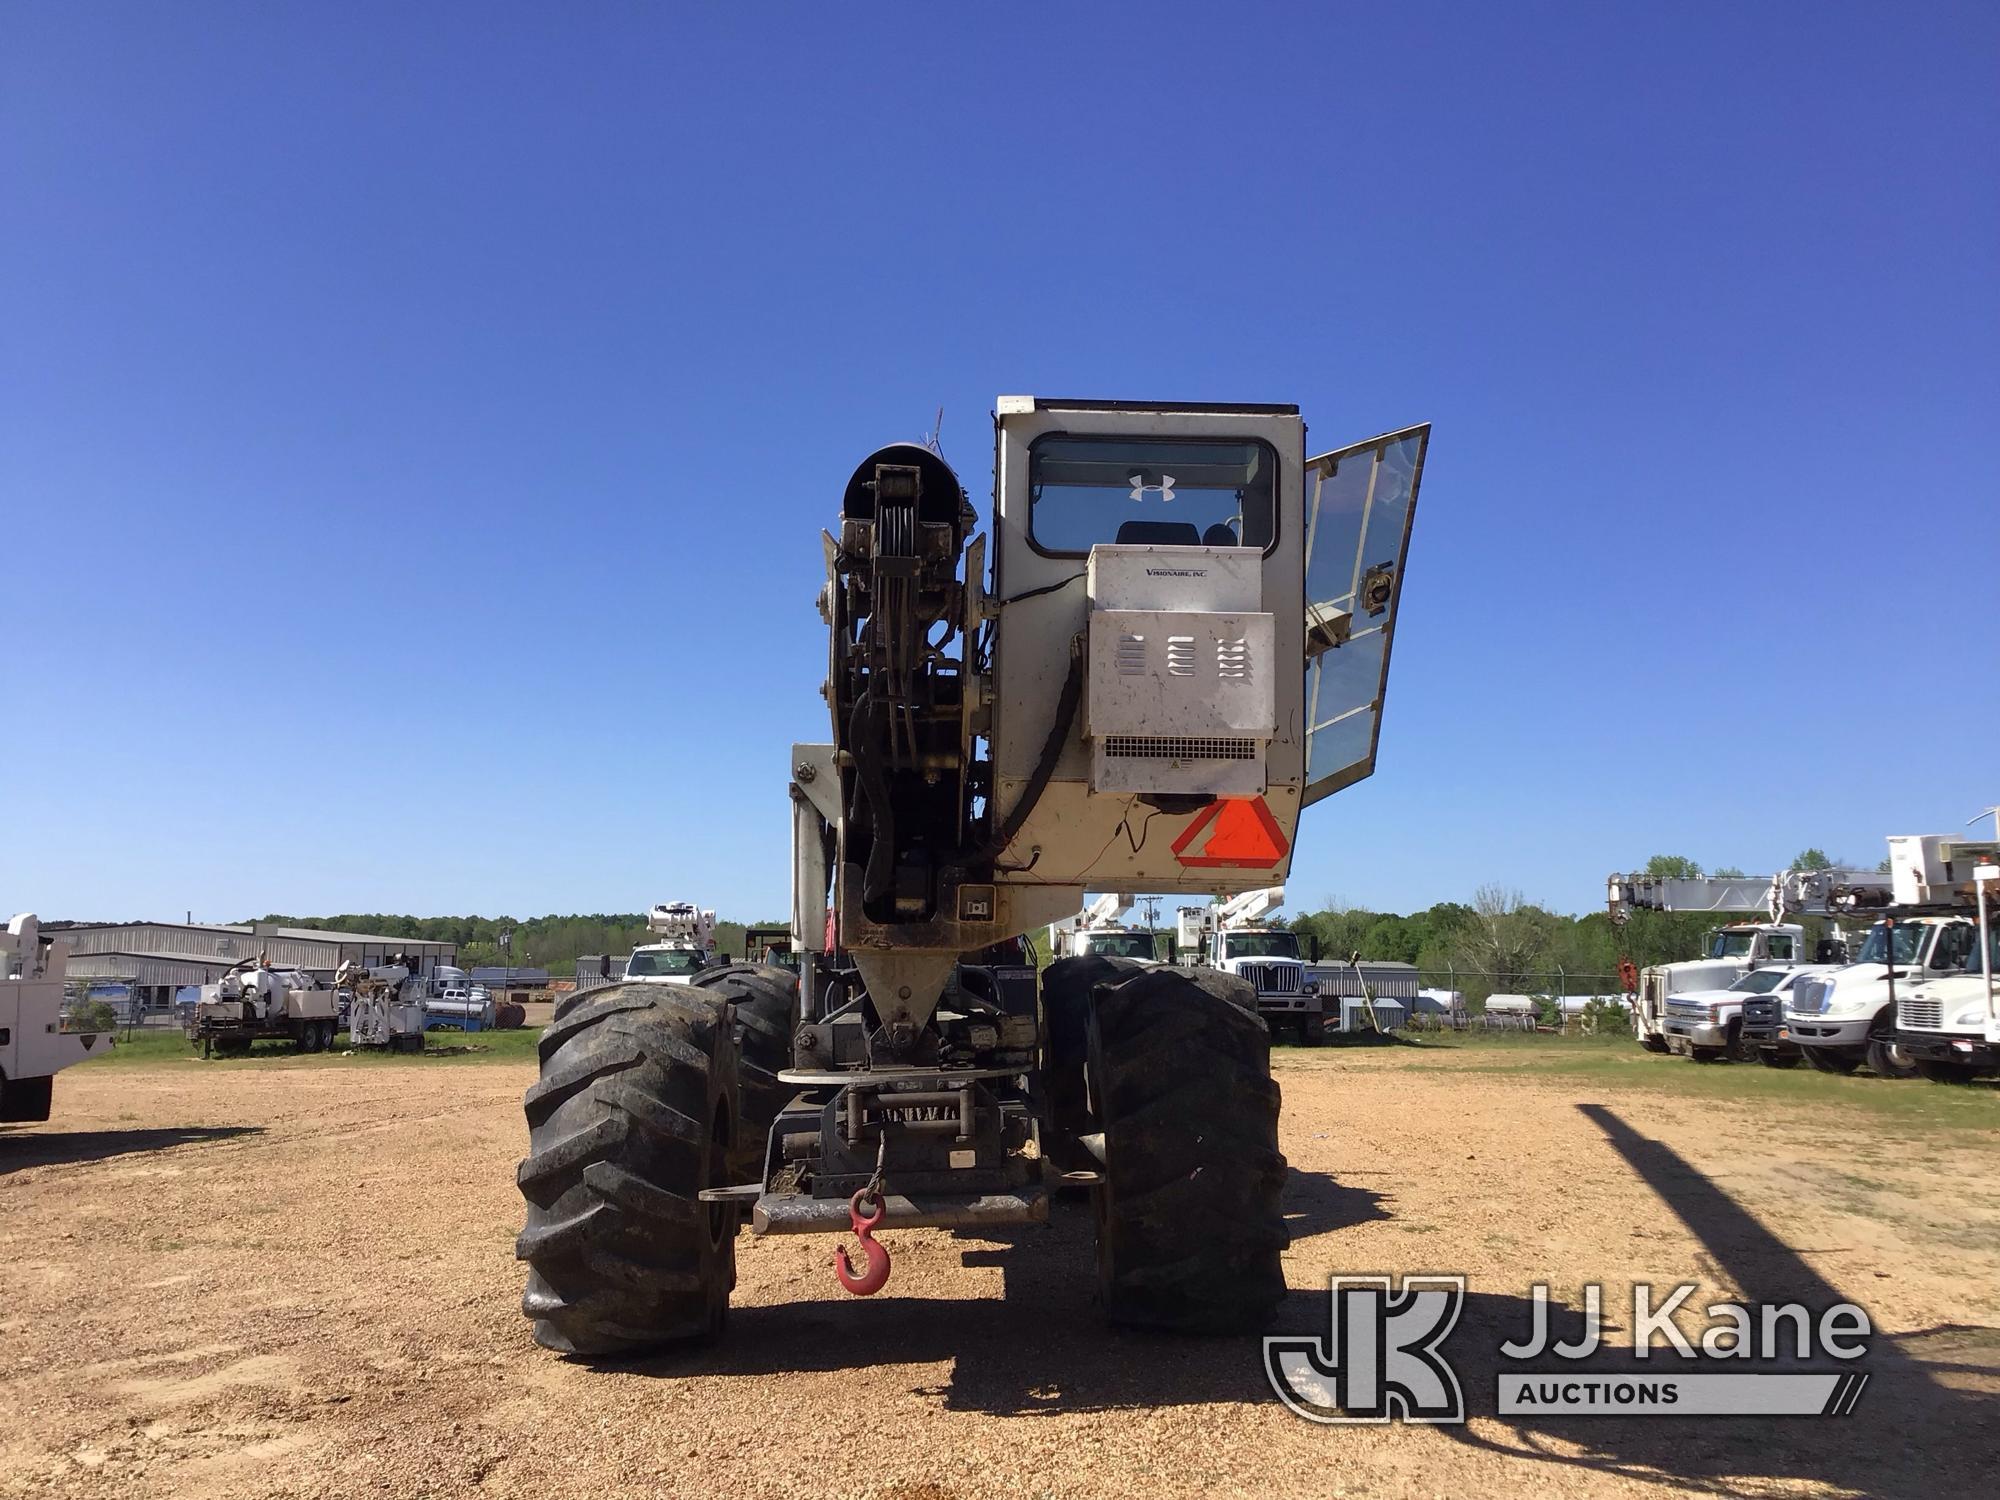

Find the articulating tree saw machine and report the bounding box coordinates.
[515,398,1429,1354]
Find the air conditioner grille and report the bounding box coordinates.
[1102,735,1258,761]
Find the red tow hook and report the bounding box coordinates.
[833,1186,891,1295]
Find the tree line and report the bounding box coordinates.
[1285,849,1854,1003]
[260,845,1854,996]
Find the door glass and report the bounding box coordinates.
[1302,425,1429,805]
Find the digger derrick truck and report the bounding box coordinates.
[336,958,428,1052]
[187,957,340,1056]
[515,398,1428,1356]
[1607,867,1887,1056]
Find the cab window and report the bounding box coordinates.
[1028,435,1277,555]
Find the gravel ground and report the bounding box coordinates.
[1,1044,1994,1499]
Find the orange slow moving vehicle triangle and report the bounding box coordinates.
[1170,796,1290,868]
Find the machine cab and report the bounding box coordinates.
[988,398,1427,896]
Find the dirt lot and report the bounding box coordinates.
[2,1038,1995,1500]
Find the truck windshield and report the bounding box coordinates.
[1085,933,1157,960]
[1728,969,1790,995]
[1708,931,1757,959]
[627,949,704,977]
[1227,933,1301,960]
[1954,925,2000,975]
[1855,923,1930,966]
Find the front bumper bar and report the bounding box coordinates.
[751,1188,1047,1235]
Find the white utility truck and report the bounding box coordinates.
[1894,836,2000,1081]
[2,913,114,1121]
[187,957,341,1056]
[336,958,429,1052]
[1787,834,1997,1078]
[622,901,718,984]
[1048,893,1159,962]
[1177,888,1322,1041]
[1607,867,1886,1054]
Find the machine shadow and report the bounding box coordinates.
[0,1124,262,1174]
[646,1169,1391,1415]
[1427,1103,1999,1497]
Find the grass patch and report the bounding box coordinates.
[1275,1029,2000,1134]
[78,1026,544,1070]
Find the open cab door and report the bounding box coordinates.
[1301,424,1429,807]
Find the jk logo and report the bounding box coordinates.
[1127,472,1175,502]
[1264,1275,1466,1424]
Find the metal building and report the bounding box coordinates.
[51,920,459,1016]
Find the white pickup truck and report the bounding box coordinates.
[1633,922,1809,1053]
[1662,963,1834,1062]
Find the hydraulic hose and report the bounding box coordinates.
[959,633,1084,874]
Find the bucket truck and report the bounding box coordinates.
[1176,888,1325,1041]
[622,902,718,983]
[1048,893,1158,962]
[1779,834,1997,1078]
[1607,867,1885,1056]
[1893,835,2000,1082]
[2,914,114,1121]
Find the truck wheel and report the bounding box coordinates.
[686,964,796,1182]
[1088,965,1287,1332]
[1757,1050,1801,1069]
[1042,956,1147,1174]
[1689,1047,1720,1063]
[1802,1046,1858,1075]
[1865,1016,1918,1080]
[1915,1060,1977,1084]
[516,983,739,1357]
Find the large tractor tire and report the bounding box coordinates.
[1041,955,1146,1173]
[1088,965,1288,1333]
[515,984,740,1357]
[687,964,797,1181]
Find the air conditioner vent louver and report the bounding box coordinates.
[1166,636,1197,677]
[1116,633,1147,676]
[1102,735,1259,761]
[1217,636,1251,680]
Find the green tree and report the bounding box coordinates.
[1790,848,1834,871]
[1643,854,1703,879]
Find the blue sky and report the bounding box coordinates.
[4,3,1995,925]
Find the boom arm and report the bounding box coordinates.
[1213,886,1285,930]
[1606,869,1891,924]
